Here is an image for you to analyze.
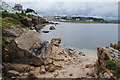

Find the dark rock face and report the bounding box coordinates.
[2,41,44,66]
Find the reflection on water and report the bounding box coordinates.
[39,22,118,55]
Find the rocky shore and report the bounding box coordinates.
[1,11,120,79]
[3,35,98,78]
[96,42,120,78]
[2,12,98,78]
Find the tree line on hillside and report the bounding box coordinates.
[55,16,105,22]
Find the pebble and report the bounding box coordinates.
[54,72,59,77]
[69,73,73,76]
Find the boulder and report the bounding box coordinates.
[3,63,35,73]
[7,70,20,77]
[40,66,46,74]
[85,64,93,68]
[67,49,76,54]
[103,72,111,78]
[28,71,38,79]
[81,54,85,56]
[15,30,42,51]
[47,64,56,72]
[89,73,96,77]
[69,73,73,76]
[52,55,65,61]
[53,61,64,68]
[2,30,44,66]
[45,65,50,71]
[3,25,25,37]
[51,38,61,46]
[50,26,55,30]
[54,72,59,77]
[42,30,50,33]
[44,59,53,65]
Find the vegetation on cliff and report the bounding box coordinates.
[2,11,48,46]
[97,45,120,78]
[2,11,48,27]
[2,17,25,29]
[105,60,120,78]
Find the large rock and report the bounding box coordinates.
[53,61,64,68]
[2,30,45,66]
[28,71,38,79]
[85,64,94,68]
[3,25,25,37]
[15,30,42,51]
[7,70,20,77]
[50,26,55,30]
[51,38,61,46]
[3,63,35,73]
[46,64,56,72]
[40,66,46,74]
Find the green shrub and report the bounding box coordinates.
[19,18,29,27]
[105,59,116,70]
[2,11,19,20]
[25,8,35,13]
[101,70,106,74]
[105,59,120,78]
[2,17,24,29]
[2,36,10,44]
[115,67,120,78]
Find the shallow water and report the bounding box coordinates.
[39,22,118,55]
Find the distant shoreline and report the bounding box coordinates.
[59,21,119,24]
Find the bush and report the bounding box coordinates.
[2,36,10,44]
[2,17,24,29]
[2,11,29,27]
[19,18,29,27]
[115,67,120,78]
[105,59,116,70]
[105,59,120,78]
[25,8,35,13]
[2,11,19,20]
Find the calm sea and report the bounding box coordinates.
[39,22,118,55]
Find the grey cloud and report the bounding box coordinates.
[8,2,118,20]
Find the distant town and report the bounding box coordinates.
[43,16,105,22]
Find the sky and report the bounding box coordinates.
[7,1,118,20]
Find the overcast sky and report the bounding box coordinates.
[8,2,118,20]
